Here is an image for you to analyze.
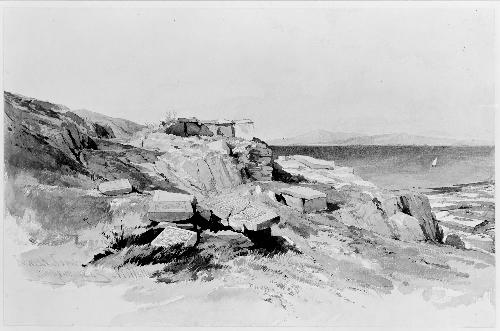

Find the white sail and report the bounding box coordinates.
[431,157,438,167]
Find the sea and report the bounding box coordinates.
[270,145,495,191]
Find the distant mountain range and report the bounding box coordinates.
[267,130,493,146]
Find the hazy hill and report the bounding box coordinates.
[268,130,364,146]
[268,130,493,146]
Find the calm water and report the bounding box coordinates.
[270,145,495,190]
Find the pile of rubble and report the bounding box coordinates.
[98,178,281,248]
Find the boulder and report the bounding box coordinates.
[147,191,195,222]
[151,226,198,248]
[388,212,426,242]
[98,179,132,196]
[445,234,466,249]
[396,193,443,243]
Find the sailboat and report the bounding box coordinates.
[431,157,438,168]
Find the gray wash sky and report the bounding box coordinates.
[3,5,496,141]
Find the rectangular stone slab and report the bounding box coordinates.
[228,206,280,232]
[151,226,197,248]
[148,200,194,222]
[206,195,279,232]
[280,186,326,200]
[148,191,195,222]
[98,179,132,196]
[156,222,196,231]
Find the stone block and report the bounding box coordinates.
[98,179,132,196]
[147,191,195,222]
[207,195,279,232]
[151,226,198,248]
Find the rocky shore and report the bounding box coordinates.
[3,91,495,326]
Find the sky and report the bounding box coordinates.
[3,4,496,141]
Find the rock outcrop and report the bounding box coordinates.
[277,186,327,213]
[396,193,444,243]
[231,138,274,181]
[273,155,374,188]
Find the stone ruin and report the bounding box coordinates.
[164,117,255,140]
[143,189,280,248]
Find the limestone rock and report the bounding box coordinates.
[279,186,327,213]
[98,179,132,196]
[337,202,394,238]
[151,226,198,248]
[147,191,195,222]
[396,193,443,243]
[273,155,373,188]
[206,194,279,232]
[388,212,425,242]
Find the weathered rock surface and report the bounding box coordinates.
[98,179,133,196]
[278,186,327,213]
[147,191,195,222]
[4,92,98,174]
[396,193,443,243]
[201,194,280,232]
[230,138,274,181]
[273,155,370,189]
[151,225,198,248]
[388,212,426,242]
[128,132,243,194]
